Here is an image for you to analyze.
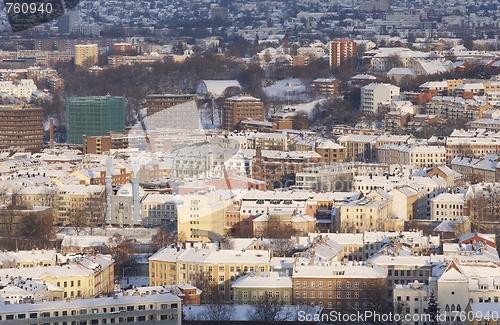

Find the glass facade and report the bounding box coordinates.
[66,96,126,144]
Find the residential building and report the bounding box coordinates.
[141,194,182,227]
[292,263,386,312]
[0,105,43,152]
[0,292,181,325]
[66,96,126,144]
[144,94,200,129]
[337,134,379,162]
[361,83,400,114]
[252,147,322,190]
[430,193,465,221]
[339,198,389,232]
[0,79,37,99]
[55,184,106,226]
[176,190,234,242]
[312,78,340,96]
[74,44,98,67]
[329,39,356,69]
[232,272,293,305]
[222,95,265,131]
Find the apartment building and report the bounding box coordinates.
[329,39,356,69]
[74,44,98,67]
[232,272,293,305]
[292,263,386,312]
[222,95,265,131]
[176,190,234,242]
[339,198,389,233]
[141,194,182,227]
[55,184,106,226]
[150,247,270,303]
[0,293,181,325]
[361,83,400,114]
[430,193,465,221]
[0,105,43,152]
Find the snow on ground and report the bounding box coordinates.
[263,78,306,98]
[283,99,327,118]
[57,227,157,244]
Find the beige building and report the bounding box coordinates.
[339,198,389,232]
[176,190,235,242]
[56,184,106,226]
[149,247,271,303]
[74,44,98,67]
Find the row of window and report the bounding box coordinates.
[295,281,369,289]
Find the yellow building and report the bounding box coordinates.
[149,247,186,286]
[176,190,234,242]
[339,199,389,232]
[149,247,271,303]
[56,184,106,226]
[75,44,98,67]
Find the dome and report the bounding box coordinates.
[116,182,145,197]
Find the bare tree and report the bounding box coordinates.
[246,294,293,324]
[103,233,137,277]
[219,236,235,250]
[197,269,219,304]
[151,226,175,252]
[199,303,234,325]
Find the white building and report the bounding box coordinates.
[141,194,183,227]
[361,83,400,114]
[0,79,37,99]
[398,145,447,169]
[0,292,181,325]
[430,193,465,221]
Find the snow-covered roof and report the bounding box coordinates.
[195,80,241,97]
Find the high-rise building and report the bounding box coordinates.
[145,94,198,117]
[66,96,126,144]
[0,105,43,152]
[74,44,98,67]
[222,95,264,131]
[329,39,357,69]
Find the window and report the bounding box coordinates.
[295,281,300,288]
[328,281,332,288]
[318,281,323,288]
[243,291,248,299]
[337,292,342,298]
[311,281,315,288]
[346,281,351,288]
[18,314,26,319]
[337,281,342,288]
[303,281,307,288]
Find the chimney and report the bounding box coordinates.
[49,118,54,149]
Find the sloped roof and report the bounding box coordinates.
[195,80,241,97]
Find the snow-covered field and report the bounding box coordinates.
[263,78,308,100]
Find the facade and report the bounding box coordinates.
[0,293,181,325]
[329,39,356,69]
[74,44,98,67]
[0,79,37,98]
[0,105,43,152]
[339,199,389,233]
[232,272,293,305]
[312,78,341,96]
[55,184,106,226]
[222,96,265,131]
[141,194,182,227]
[361,83,400,114]
[430,193,465,221]
[292,263,386,312]
[145,94,198,117]
[176,190,233,242]
[149,247,271,303]
[66,96,126,144]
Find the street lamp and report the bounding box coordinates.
[121,267,131,291]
